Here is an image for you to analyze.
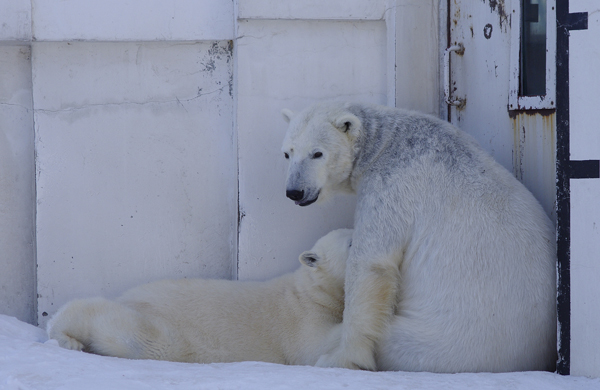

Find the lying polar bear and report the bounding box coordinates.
[47,229,352,365]
[281,101,557,373]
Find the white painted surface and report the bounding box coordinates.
[447,0,556,220]
[395,0,440,116]
[0,0,31,41]
[448,0,514,171]
[238,0,388,20]
[569,1,600,161]
[33,41,236,328]
[511,113,557,220]
[0,46,35,324]
[568,0,600,378]
[570,180,600,378]
[32,0,234,41]
[236,18,388,281]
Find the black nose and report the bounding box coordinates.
[286,190,304,201]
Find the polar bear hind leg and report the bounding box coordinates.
[47,297,157,359]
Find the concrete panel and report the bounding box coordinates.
[395,0,440,116]
[569,1,600,161]
[32,0,234,41]
[570,179,600,378]
[238,0,387,20]
[33,41,236,328]
[0,46,35,324]
[236,19,388,281]
[0,0,31,41]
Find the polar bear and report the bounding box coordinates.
[281,101,557,373]
[47,229,352,365]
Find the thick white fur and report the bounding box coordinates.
[281,102,557,372]
[47,229,353,365]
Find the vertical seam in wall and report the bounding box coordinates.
[29,0,37,324]
[233,0,240,281]
[443,0,451,121]
[29,41,39,326]
[30,0,35,41]
[387,0,397,107]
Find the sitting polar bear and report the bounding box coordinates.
[281,101,557,373]
[47,229,352,365]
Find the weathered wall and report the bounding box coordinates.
[0,45,36,324]
[0,0,239,328]
[33,41,237,327]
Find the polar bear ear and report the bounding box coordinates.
[333,113,361,136]
[281,108,294,123]
[299,251,320,268]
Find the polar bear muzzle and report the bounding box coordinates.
[286,189,320,206]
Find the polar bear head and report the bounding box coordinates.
[281,102,362,206]
[298,228,353,298]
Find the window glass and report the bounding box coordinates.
[520,0,547,96]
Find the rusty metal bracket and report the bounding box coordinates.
[444,43,466,108]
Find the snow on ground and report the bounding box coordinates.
[1,315,599,390]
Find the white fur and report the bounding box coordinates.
[47,229,353,365]
[281,102,557,373]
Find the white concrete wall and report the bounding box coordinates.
[0,45,36,324]
[0,0,444,328]
[395,0,440,117]
[568,0,600,378]
[0,1,239,328]
[31,0,233,41]
[236,16,389,280]
[33,41,237,327]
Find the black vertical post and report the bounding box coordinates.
[555,0,590,376]
[555,0,571,376]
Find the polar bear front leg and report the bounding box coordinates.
[317,253,400,370]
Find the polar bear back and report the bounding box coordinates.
[352,105,556,372]
[116,277,293,363]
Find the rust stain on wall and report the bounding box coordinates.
[511,110,557,220]
[484,0,511,31]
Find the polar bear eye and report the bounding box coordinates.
[312,152,323,159]
[284,152,289,159]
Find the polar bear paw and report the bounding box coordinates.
[316,346,376,371]
[56,333,85,351]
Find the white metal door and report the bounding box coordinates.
[445,0,556,220]
[446,0,514,170]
